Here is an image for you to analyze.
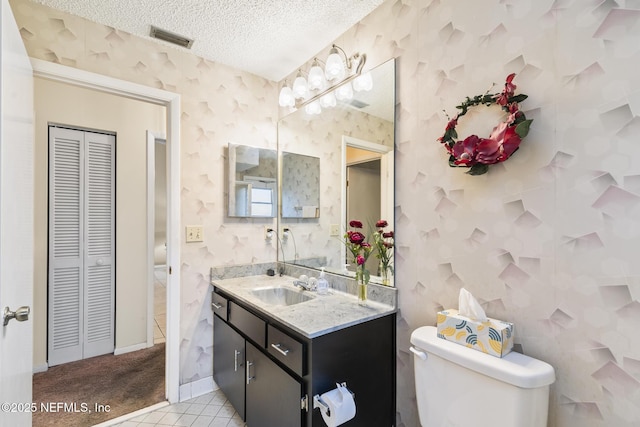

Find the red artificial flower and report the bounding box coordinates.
[505,73,516,95]
[382,231,394,238]
[376,219,388,228]
[451,135,481,166]
[349,231,365,245]
[356,254,365,266]
[384,241,394,249]
[349,220,363,228]
[446,117,458,130]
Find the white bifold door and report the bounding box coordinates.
[48,126,115,366]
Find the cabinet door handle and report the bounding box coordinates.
[211,302,223,310]
[234,349,241,372]
[271,343,290,356]
[246,361,255,384]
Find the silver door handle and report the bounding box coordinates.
[246,361,255,384]
[234,349,241,372]
[271,343,290,356]
[3,306,30,326]
[211,302,223,310]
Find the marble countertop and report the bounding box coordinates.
[211,275,397,339]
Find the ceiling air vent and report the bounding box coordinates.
[150,25,194,49]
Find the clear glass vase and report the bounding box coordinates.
[357,267,367,306]
[380,263,390,286]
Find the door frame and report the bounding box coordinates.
[31,58,181,403]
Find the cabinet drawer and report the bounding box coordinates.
[229,302,266,348]
[267,324,305,376]
[211,291,228,321]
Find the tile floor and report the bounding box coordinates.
[112,390,245,427]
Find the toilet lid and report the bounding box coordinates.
[410,326,556,389]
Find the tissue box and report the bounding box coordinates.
[436,309,514,358]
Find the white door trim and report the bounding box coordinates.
[31,58,181,403]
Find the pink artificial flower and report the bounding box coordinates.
[505,73,517,95]
[349,220,363,228]
[376,219,388,228]
[451,135,481,166]
[382,231,394,238]
[475,122,522,164]
[356,255,365,266]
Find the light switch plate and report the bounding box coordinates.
[186,225,203,242]
[330,224,340,236]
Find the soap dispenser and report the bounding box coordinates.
[317,268,329,295]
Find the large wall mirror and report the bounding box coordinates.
[277,58,395,285]
[228,143,278,217]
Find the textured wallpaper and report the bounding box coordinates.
[9,0,279,385]
[10,0,640,425]
[320,0,640,426]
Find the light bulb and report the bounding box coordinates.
[292,74,308,99]
[335,82,353,101]
[305,100,322,115]
[325,47,345,81]
[353,71,373,92]
[308,63,325,90]
[320,91,337,108]
[278,86,295,107]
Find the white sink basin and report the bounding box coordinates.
[251,286,315,306]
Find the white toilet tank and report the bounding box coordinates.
[410,326,555,427]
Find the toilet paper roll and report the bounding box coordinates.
[320,384,356,427]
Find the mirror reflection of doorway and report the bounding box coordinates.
[346,153,381,274]
[153,138,167,345]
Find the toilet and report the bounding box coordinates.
[410,326,555,427]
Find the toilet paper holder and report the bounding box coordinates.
[313,382,355,415]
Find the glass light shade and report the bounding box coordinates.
[353,72,373,92]
[320,91,337,108]
[278,86,295,107]
[292,75,309,99]
[308,64,326,90]
[325,51,345,81]
[304,100,322,115]
[335,82,353,101]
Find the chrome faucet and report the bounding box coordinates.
[293,276,317,291]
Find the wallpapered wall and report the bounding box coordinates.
[9,0,279,385]
[319,0,639,425]
[11,0,640,425]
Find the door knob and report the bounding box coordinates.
[3,306,30,326]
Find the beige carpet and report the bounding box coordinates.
[32,344,165,426]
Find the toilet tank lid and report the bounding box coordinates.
[410,326,556,389]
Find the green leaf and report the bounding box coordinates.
[448,155,458,168]
[515,119,533,138]
[509,94,528,103]
[467,164,489,175]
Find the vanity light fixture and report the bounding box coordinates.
[278,44,371,113]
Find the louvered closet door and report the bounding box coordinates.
[83,132,115,358]
[48,127,114,366]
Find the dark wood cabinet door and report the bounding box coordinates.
[213,316,246,419]
[246,342,303,427]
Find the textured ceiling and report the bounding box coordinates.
[31,0,385,81]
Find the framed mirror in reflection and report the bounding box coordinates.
[281,152,320,219]
[227,143,278,218]
[278,58,395,285]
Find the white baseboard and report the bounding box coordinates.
[92,401,169,427]
[114,342,149,355]
[179,376,218,401]
[33,363,48,373]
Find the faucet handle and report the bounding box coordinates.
[308,277,318,291]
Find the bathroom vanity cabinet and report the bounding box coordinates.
[212,287,396,427]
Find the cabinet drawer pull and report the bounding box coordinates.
[271,343,290,356]
[211,302,223,310]
[246,361,255,384]
[234,349,241,372]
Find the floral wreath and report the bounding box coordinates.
[438,73,533,176]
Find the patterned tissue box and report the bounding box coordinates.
[436,309,514,358]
